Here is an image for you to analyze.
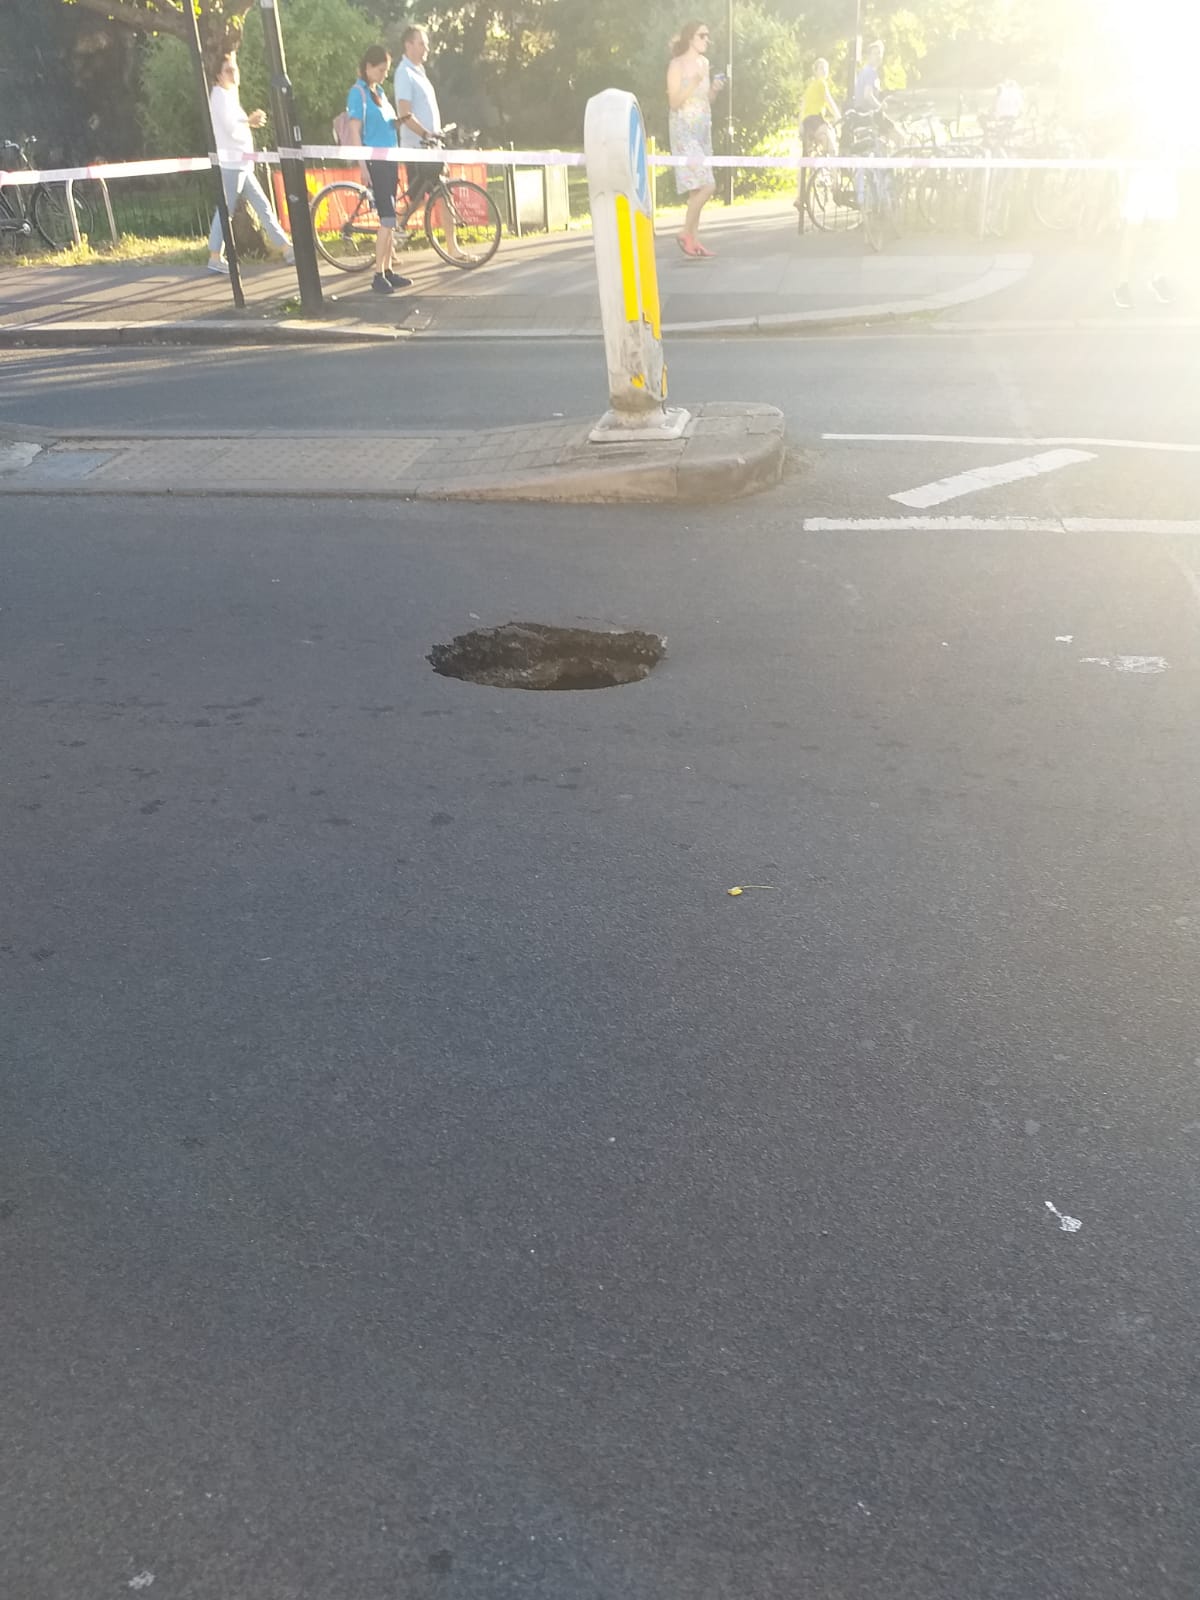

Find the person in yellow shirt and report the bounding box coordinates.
[795,57,840,210]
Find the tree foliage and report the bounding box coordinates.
[65,0,1097,160]
[63,0,258,78]
[139,0,377,152]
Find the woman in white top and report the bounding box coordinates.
[206,53,292,275]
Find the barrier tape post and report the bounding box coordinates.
[584,89,688,443]
[259,0,323,314]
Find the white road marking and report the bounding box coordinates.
[890,448,1096,509]
[802,516,1200,534]
[0,442,42,476]
[1045,1201,1082,1233]
[823,432,1200,455]
[1055,635,1074,643]
[1080,655,1169,674]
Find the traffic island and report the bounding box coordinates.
[428,402,785,503]
[0,404,784,505]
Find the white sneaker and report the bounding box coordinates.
[206,259,229,275]
[283,248,295,265]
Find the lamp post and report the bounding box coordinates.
[848,0,863,109]
[723,0,734,204]
[258,0,323,314]
[187,2,244,308]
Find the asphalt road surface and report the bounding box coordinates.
[5,331,1200,1599]
[3,324,1200,443]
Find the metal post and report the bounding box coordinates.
[978,154,992,238]
[187,0,244,309]
[848,0,863,109]
[723,0,734,205]
[257,0,323,314]
[64,179,82,247]
[98,176,120,245]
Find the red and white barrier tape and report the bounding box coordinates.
[2,147,1196,188]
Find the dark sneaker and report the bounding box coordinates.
[1148,275,1174,305]
[384,269,413,289]
[1112,281,1133,310]
[371,272,395,294]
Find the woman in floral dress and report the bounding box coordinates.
[667,20,727,257]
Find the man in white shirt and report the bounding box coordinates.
[205,53,292,274]
[394,26,444,212]
[394,26,466,257]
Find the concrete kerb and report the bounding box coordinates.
[0,254,1033,348]
[0,319,407,348]
[0,403,786,505]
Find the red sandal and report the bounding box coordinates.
[676,232,703,257]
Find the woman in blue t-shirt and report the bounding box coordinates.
[345,46,411,293]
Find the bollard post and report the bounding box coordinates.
[584,89,689,443]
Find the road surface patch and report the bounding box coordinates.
[428,622,664,690]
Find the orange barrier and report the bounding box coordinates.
[271,162,490,236]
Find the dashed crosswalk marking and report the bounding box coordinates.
[889,448,1096,509]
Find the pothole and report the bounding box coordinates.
[428,621,665,690]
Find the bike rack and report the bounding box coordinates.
[64,175,120,248]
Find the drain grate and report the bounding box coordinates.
[428,622,665,691]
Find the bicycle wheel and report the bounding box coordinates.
[983,168,1013,238]
[863,172,887,251]
[33,184,94,250]
[0,187,34,246]
[1031,165,1083,232]
[424,179,502,269]
[309,181,377,271]
[804,165,859,232]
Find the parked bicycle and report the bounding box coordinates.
[1029,123,1122,237]
[844,106,900,251]
[309,126,502,272]
[0,136,94,250]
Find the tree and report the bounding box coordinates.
[139,0,378,152]
[63,0,256,78]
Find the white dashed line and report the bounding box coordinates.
[823,432,1200,454]
[802,517,1200,535]
[889,448,1096,509]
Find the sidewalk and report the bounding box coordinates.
[938,237,1197,328]
[0,201,1031,345]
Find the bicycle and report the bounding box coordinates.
[800,118,860,234]
[309,126,502,272]
[845,108,899,251]
[0,136,94,250]
[1029,123,1122,238]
